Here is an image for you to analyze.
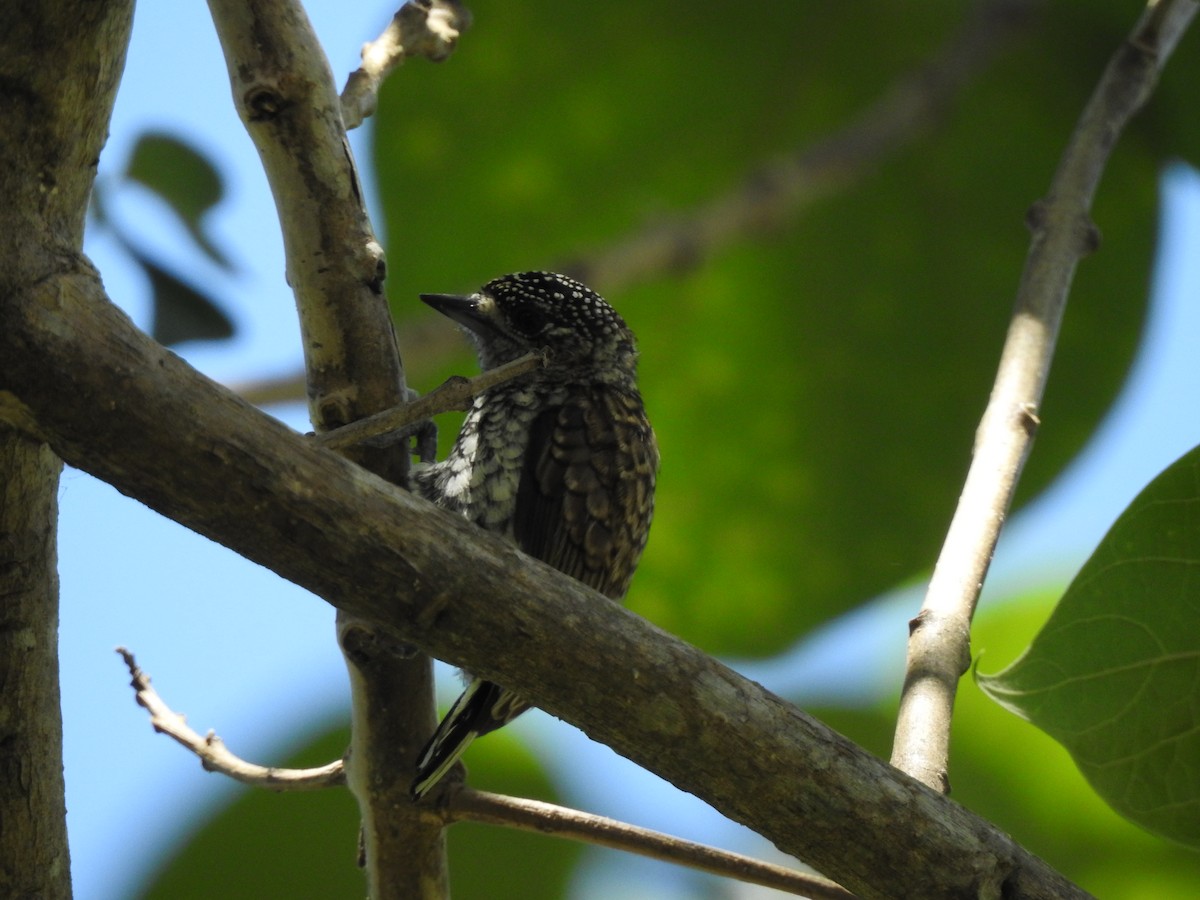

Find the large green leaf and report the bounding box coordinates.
[376,1,1187,655]
[816,592,1200,899]
[978,448,1200,848]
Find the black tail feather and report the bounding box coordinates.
[411,679,527,799]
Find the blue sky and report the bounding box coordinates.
[61,3,1200,897]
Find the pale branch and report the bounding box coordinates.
[1,270,1091,900]
[207,0,408,439]
[341,0,471,129]
[445,789,857,900]
[314,351,545,452]
[889,0,1199,792]
[116,648,345,790]
[205,1,444,896]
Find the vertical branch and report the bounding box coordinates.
[0,2,136,895]
[0,433,69,897]
[890,0,1199,791]
[204,1,448,895]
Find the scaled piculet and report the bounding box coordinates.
[410,271,658,799]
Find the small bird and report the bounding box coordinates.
[410,271,658,799]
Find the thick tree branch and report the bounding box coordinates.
[207,0,408,438]
[1,272,1089,900]
[890,0,1199,792]
[205,1,446,894]
[0,1,135,896]
[0,432,69,898]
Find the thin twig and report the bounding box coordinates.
[341,0,472,129]
[890,0,1199,792]
[313,350,545,452]
[115,643,855,895]
[116,647,345,790]
[441,789,857,899]
[115,644,855,895]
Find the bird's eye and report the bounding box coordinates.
[506,306,548,337]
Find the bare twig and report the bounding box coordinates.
[313,350,545,452]
[444,789,857,899]
[116,647,345,790]
[890,0,1199,792]
[113,644,855,897]
[341,0,472,129]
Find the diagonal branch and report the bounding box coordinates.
[889,0,1199,792]
[565,0,1041,293]
[313,351,545,451]
[445,790,857,899]
[1,267,1090,900]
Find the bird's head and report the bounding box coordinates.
[421,271,638,378]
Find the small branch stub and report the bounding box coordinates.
[341,0,473,129]
[314,349,545,452]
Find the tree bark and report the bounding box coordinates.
[0,1,136,897]
[0,434,69,899]
[204,1,445,893]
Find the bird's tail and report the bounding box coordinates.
[411,678,529,799]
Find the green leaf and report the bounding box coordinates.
[124,243,235,346]
[125,131,233,269]
[978,448,1200,848]
[815,591,1200,898]
[375,0,1177,654]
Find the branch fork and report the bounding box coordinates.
[116,647,854,898]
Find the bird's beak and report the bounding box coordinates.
[419,292,495,336]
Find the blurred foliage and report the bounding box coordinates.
[125,131,234,270]
[375,0,1199,655]
[91,131,235,346]
[979,445,1200,849]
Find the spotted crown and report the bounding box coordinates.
[482,271,636,369]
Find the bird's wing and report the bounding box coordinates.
[513,387,659,601]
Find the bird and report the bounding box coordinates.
[409,270,658,800]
